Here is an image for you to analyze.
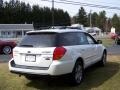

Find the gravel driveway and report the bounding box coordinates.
[0,55,11,63]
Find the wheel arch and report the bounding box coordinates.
[75,57,84,69]
[103,49,107,55]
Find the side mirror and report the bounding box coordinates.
[97,40,102,44]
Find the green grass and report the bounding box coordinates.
[0,55,120,90]
[100,38,114,47]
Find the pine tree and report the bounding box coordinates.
[91,12,99,27]
[98,11,106,32]
[77,7,87,26]
[0,0,3,7]
[112,14,120,32]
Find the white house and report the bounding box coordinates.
[111,27,115,33]
[85,27,102,36]
[70,24,85,30]
[0,24,34,38]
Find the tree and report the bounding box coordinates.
[9,0,15,7]
[44,7,52,26]
[0,0,3,23]
[91,12,99,27]
[63,11,71,26]
[14,0,21,23]
[112,14,120,32]
[0,0,71,28]
[107,18,112,32]
[32,5,42,28]
[71,16,77,24]
[0,0,3,7]
[98,11,106,32]
[25,3,32,24]
[20,2,27,23]
[77,7,87,26]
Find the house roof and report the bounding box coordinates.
[85,27,101,31]
[0,24,34,31]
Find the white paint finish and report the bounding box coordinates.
[13,47,55,67]
[9,29,106,75]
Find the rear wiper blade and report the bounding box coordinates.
[20,45,33,47]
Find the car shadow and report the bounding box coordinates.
[26,62,119,90]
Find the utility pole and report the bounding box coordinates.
[106,18,108,34]
[52,0,54,27]
[90,10,92,27]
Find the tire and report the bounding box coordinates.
[98,52,107,66]
[3,46,12,54]
[70,61,84,85]
[117,41,120,45]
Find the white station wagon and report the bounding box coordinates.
[9,29,107,85]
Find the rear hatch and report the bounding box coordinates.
[13,47,55,67]
[13,32,57,68]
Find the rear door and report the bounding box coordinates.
[13,47,55,67]
[85,33,99,63]
[76,32,94,66]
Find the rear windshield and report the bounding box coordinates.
[18,32,80,47]
[19,33,57,47]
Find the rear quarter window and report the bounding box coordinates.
[77,32,89,45]
[57,33,78,46]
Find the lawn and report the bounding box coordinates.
[97,37,114,47]
[0,55,120,90]
[101,38,114,47]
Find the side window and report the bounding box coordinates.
[58,33,78,46]
[86,34,96,44]
[77,33,89,45]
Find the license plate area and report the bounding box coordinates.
[25,55,36,62]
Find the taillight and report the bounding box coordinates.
[53,47,66,60]
[11,50,18,58]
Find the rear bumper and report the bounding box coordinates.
[9,58,74,76]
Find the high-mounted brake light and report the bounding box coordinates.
[53,47,66,60]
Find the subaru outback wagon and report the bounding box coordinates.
[9,29,107,85]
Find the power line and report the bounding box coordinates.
[81,0,120,6]
[59,0,120,10]
[41,0,120,10]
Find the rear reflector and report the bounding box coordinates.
[53,47,66,60]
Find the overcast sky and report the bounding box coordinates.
[5,0,120,17]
